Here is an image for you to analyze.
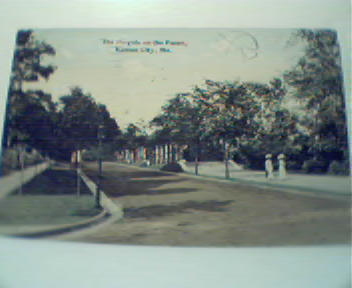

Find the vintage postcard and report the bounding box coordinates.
[0,28,350,247]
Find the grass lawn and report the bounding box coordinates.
[0,195,99,226]
[0,167,101,234]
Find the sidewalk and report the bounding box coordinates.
[0,161,50,200]
[179,161,351,197]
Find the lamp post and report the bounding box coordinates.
[95,124,104,209]
[17,141,25,195]
[76,148,81,197]
[224,141,230,179]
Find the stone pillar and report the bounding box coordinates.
[172,144,176,161]
[169,144,173,163]
[165,144,169,164]
[71,151,76,165]
[160,145,164,164]
[170,144,173,162]
[154,146,158,164]
[77,150,81,164]
[176,144,183,161]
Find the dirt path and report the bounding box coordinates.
[66,162,351,246]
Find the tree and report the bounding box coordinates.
[150,73,302,173]
[284,29,348,166]
[96,103,120,143]
[10,90,58,154]
[194,78,298,171]
[151,92,208,174]
[123,123,147,150]
[58,87,120,159]
[3,30,57,151]
[151,93,193,144]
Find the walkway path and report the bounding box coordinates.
[181,161,351,197]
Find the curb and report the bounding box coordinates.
[12,209,110,238]
[79,170,124,218]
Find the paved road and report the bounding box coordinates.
[61,162,351,246]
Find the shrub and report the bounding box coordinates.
[2,149,19,169]
[160,162,184,173]
[139,161,151,167]
[82,150,98,161]
[328,160,350,175]
[302,159,328,174]
[286,160,302,171]
[23,150,43,166]
[2,148,44,174]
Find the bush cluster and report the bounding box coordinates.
[160,162,184,173]
[328,160,350,175]
[2,148,44,172]
[302,159,328,174]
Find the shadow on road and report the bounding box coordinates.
[83,167,198,197]
[124,200,234,218]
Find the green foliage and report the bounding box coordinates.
[22,149,44,166]
[151,92,205,146]
[81,150,99,161]
[5,30,57,152]
[302,159,328,174]
[59,87,101,150]
[2,149,19,170]
[3,31,120,162]
[13,30,56,85]
[2,148,43,173]
[58,87,120,155]
[149,76,297,169]
[115,123,148,157]
[328,160,350,175]
[284,29,348,164]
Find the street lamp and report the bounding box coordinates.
[95,124,104,209]
[224,141,230,179]
[17,140,25,195]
